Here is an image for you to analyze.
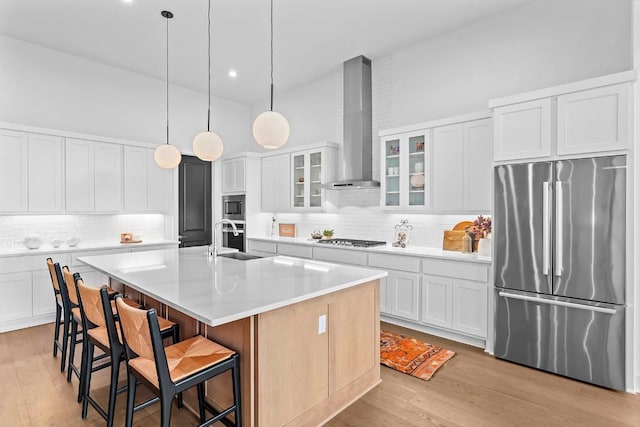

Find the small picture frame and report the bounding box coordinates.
[392,230,410,248]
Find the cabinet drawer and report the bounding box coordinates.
[71,248,127,267]
[313,247,367,266]
[422,259,488,282]
[277,243,312,259]
[368,253,420,273]
[0,253,70,273]
[249,240,277,254]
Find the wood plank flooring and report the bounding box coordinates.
[1,322,640,426]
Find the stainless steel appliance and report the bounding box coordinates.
[222,222,245,252]
[317,238,386,248]
[494,155,626,390]
[222,195,245,221]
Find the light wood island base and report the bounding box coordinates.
[116,278,380,426]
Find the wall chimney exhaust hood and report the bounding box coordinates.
[324,56,379,190]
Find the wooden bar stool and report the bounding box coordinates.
[76,278,180,426]
[115,296,241,427]
[46,258,77,373]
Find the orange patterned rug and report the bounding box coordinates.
[380,331,455,381]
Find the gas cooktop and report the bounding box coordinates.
[316,238,386,248]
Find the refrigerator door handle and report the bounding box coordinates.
[554,180,563,277]
[542,182,551,276]
[498,291,617,315]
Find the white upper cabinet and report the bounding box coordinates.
[261,153,290,212]
[556,83,631,155]
[290,146,337,210]
[380,113,492,213]
[0,129,28,212]
[66,138,123,212]
[222,158,245,194]
[94,142,123,212]
[123,146,171,212]
[28,134,64,212]
[381,131,430,210]
[493,99,551,161]
[491,71,634,162]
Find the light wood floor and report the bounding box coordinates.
[1,322,640,426]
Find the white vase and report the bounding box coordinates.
[477,238,492,256]
[414,162,424,173]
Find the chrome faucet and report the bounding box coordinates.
[210,219,239,258]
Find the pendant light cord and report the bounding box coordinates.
[207,0,212,131]
[270,0,274,111]
[166,13,170,145]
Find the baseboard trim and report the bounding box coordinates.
[380,315,486,349]
[0,314,55,333]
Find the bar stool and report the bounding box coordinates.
[115,295,242,427]
[62,266,144,392]
[45,258,65,361]
[76,278,180,426]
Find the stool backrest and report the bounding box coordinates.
[76,278,106,328]
[46,258,61,293]
[62,266,80,306]
[115,296,154,361]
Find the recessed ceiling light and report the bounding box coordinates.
[122,0,133,3]
[228,70,237,79]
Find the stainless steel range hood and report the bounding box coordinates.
[324,56,379,190]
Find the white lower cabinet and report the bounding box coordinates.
[0,272,33,323]
[32,270,56,317]
[420,275,487,338]
[451,280,487,337]
[379,274,390,315]
[388,270,420,321]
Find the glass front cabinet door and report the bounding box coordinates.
[291,148,336,210]
[381,131,430,209]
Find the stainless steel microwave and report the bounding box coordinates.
[222,195,245,220]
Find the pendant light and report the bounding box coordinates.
[252,0,290,149]
[154,10,182,169]
[192,0,224,161]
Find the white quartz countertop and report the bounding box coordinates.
[0,239,178,258]
[248,236,491,264]
[77,246,387,327]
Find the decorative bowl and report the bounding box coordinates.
[23,234,43,249]
[311,231,322,239]
[66,236,82,247]
[50,238,64,248]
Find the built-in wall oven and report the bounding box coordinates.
[222,195,246,252]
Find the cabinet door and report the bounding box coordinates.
[28,134,64,212]
[123,146,149,211]
[94,142,123,212]
[452,280,487,337]
[33,270,56,317]
[292,153,306,208]
[463,119,492,211]
[388,270,420,321]
[379,273,390,315]
[65,138,94,212]
[147,155,171,212]
[308,150,323,208]
[222,158,244,193]
[262,154,290,212]
[493,98,551,161]
[0,129,28,212]
[557,83,630,155]
[433,124,463,210]
[233,158,245,192]
[0,272,32,322]
[381,137,401,207]
[420,275,452,328]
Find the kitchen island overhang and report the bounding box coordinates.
[78,247,386,426]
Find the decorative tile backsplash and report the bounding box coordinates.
[255,189,489,248]
[0,214,166,248]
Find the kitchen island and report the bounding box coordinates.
[78,246,386,426]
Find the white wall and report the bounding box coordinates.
[0,35,252,156]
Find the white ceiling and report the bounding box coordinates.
[1,0,532,105]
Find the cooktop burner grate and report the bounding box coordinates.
[316,238,386,248]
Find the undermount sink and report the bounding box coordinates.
[218,252,263,261]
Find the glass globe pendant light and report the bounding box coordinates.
[253,0,290,149]
[193,0,224,161]
[154,10,182,169]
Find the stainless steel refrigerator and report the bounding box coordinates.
[493,155,626,390]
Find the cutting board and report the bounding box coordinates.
[442,221,474,251]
